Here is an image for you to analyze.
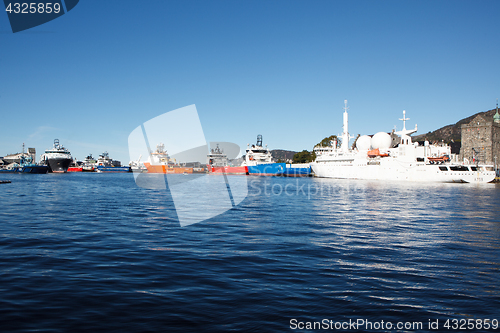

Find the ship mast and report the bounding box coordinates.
[400,110,409,131]
[341,100,353,152]
[395,110,418,144]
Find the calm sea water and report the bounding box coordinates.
[0,173,499,332]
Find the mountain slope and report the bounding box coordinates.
[413,108,498,143]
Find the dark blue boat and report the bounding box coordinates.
[0,155,48,174]
[19,155,49,174]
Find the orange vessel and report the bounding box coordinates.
[144,163,193,174]
[144,143,195,174]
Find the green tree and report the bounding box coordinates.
[292,150,314,163]
[315,135,340,148]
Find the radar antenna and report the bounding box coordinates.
[257,134,262,147]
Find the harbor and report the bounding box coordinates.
[2,102,499,183]
[2,1,500,331]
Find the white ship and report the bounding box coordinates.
[40,139,73,173]
[311,100,496,183]
[242,135,274,166]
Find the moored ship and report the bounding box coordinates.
[207,144,248,175]
[82,154,96,172]
[95,152,131,172]
[143,143,194,174]
[311,100,496,183]
[67,159,83,172]
[129,155,148,173]
[19,155,49,174]
[40,139,72,173]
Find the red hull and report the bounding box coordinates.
[209,166,248,175]
[67,167,83,172]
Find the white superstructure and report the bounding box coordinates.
[40,139,73,173]
[311,102,496,183]
[242,135,274,166]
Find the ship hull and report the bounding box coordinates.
[47,158,72,173]
[311,160,496,183]
[283,164,311,177]
[209,166,248,175]
[20,165,49,174]
[247,163,285,176]
[67,167,83,172]
[144,163,193,174]
[0,168,18,173]
[95,166,131,173]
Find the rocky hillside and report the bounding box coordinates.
[413,107,498,143]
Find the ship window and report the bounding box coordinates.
[450,166,469,171]
[439,166,448,171]
[470,166,478,171]
[417,157,424,162]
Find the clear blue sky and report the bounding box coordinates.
[1,0,499,163]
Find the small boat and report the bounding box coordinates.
[67,159,83,172]
[427,155,450,164]
[129,155,148,173]
[367,148,389,158]
[82,154,96,172]
[0,180,11,184]
[95,152,131,172]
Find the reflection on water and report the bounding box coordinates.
[0,173,499,332]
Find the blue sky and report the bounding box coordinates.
[1,0,499,163]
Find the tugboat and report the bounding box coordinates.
[82,154,96,172]
[18,155,48,174]
[207,144,248,175]
[40,139,72,173]
[129,155,147,173]
[67,158,83,172]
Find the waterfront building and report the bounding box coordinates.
[460,102,500,165]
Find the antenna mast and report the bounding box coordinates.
[341,100,352,153]
[399,110,409,131]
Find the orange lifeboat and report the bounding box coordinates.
[367,148,389,158]
[427,155,450,164]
